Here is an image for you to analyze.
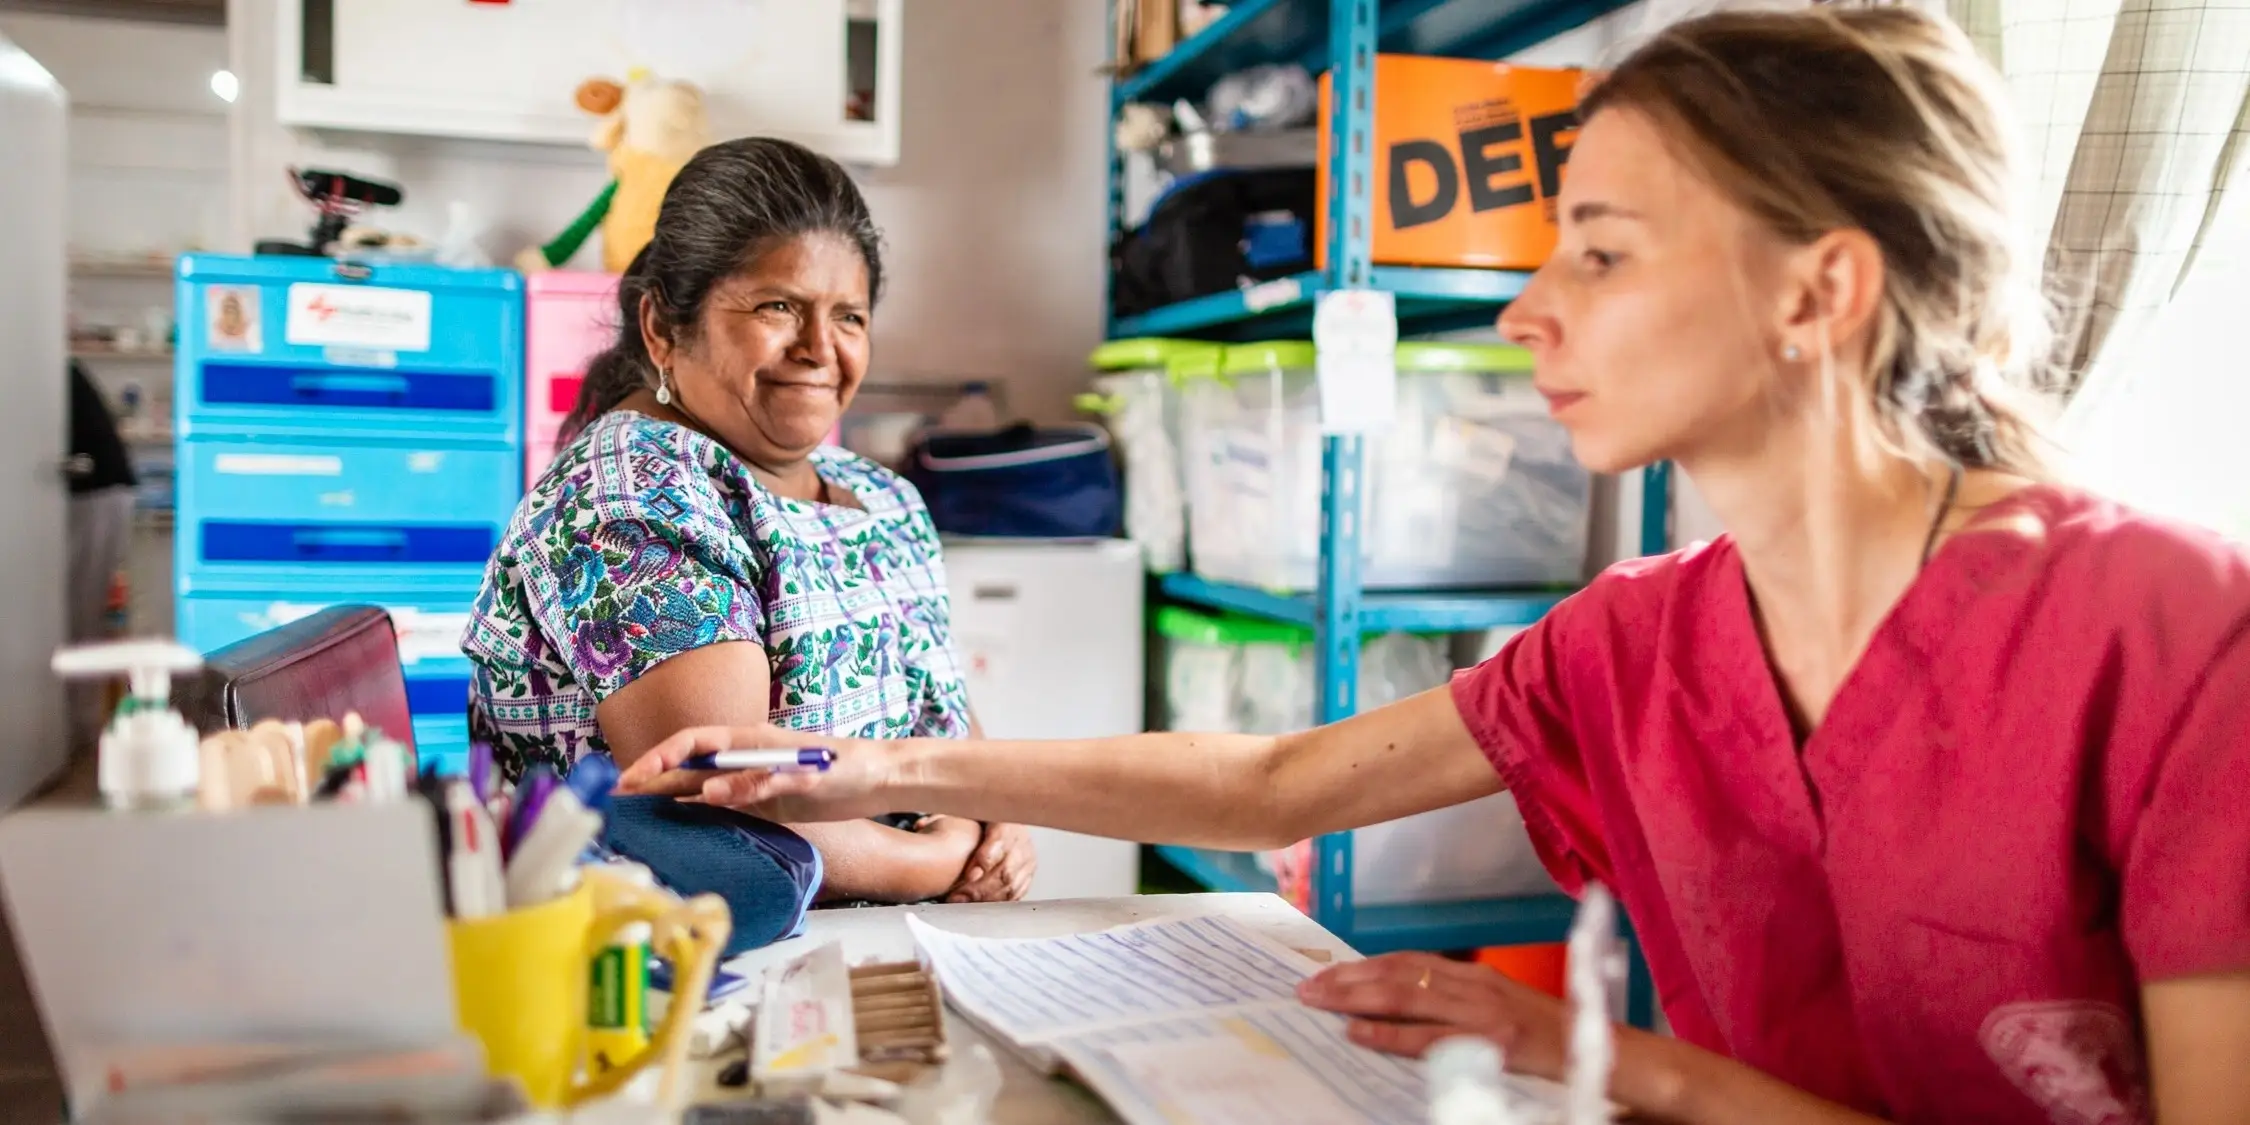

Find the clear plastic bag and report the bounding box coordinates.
[1092,371,1188,573]
[1206,64,1318,132]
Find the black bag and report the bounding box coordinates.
[1110,167,1315,318]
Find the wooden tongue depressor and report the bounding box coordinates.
[845,961,948,1083]
[301,718,342,785]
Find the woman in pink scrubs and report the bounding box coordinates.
[621,7,2250,1122]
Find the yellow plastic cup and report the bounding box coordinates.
[447,870,730,1108]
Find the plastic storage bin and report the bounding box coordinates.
[1155,606,1558,907]
[175,254,523,444]
[524,271,619,481]
[1182,341,1591,590]
[1083,339,1221,573]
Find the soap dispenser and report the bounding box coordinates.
[51,639,205,811]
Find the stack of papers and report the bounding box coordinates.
[907,914,1567,1125]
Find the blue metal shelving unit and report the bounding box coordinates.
[1108,0,1665,1028]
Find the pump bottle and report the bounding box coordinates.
[51,639,204,811]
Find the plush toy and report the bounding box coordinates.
[518,70,708,275]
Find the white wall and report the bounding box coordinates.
[0,11,228,258]
[225,0,1113,424]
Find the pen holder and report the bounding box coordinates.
[447,871,730,1109]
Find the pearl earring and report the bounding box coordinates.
[1782,344,1802,362]
[655,367,673,406]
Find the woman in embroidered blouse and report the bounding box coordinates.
[465,137,1033,906]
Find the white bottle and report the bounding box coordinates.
[1427,1037,1525,1125]
[52,639,204,811]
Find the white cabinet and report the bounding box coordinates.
[275,0,903,165]
[944,539,1146,901]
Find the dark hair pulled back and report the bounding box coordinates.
[559,137,885,441]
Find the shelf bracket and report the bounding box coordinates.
[1310,0,1383,944]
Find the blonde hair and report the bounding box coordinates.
[1584,5,2057,475]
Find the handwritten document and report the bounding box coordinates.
[907,914,1566,1125]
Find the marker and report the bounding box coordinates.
[676,749,835,773]
[468,739,495,804]
[447,781,504,919]
[505,764,560,857]
[504,787,602,909]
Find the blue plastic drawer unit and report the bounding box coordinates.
[175,254,523,445]
[176,438,520,590]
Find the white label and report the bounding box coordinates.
[390,608,473,666]
[1241,276,1304,312]
[1429,417,1519,484]
[323,347,399,369]
[406,451,446,473]
[213,454,342,477]
[285,284,432,352]
[316,490,356,508]
[1311,289,1397,434]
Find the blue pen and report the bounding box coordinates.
[676,748,834,772]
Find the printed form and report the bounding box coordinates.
[906,914,1567,1125]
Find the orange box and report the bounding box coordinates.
[1317,57,1584,271]
[1477,942,1568,999]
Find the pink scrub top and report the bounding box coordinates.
[1451,484,2250,1124]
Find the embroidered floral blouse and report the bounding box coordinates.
[463,410,971,779]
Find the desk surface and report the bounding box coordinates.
[691,893,1358,1123]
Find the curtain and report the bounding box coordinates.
[1947,0,2250,534]
[1950,0,2249,381]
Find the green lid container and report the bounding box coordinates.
[1091,338,1223,380]
[1155,605,1439,646]
[1395,341,1535,373]
[1221,341,1319,377]
[1218,340,1534,378]
[1155,606,1309,648]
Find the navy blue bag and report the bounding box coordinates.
[908,423,1122,538]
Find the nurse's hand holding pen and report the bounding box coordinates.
[617,724,889,818]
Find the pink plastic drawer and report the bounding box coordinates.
[528,435,560,485]
[525,271,619,446]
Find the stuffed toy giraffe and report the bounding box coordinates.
[518,70,708,275]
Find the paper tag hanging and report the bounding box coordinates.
[1312,288,1398,434]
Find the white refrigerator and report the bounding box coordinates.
[943,538,1144,900]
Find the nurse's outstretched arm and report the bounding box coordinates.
[615,685,1503,851]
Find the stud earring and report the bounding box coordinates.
[655,367,674,406]
[1782,344,1802,362]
